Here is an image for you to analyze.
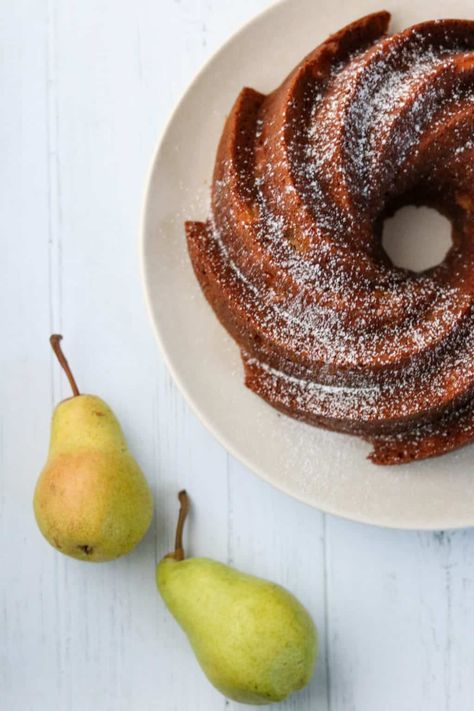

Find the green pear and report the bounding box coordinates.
[157,492,318,705]
[34,334,153,562]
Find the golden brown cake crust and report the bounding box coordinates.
[185,12,474,465]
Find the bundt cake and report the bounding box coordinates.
[185,11,474,465]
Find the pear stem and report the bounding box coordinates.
[173,490,189,561]
[50,334,80,397]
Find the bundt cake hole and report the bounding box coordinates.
[381,205,453,273]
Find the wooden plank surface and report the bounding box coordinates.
[1,2,474,709]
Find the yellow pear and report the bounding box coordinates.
[34,335,153,562]
[157,492,318,705]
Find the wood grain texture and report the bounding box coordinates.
[1,1,474,709]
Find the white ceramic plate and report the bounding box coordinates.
[142,0,474,530]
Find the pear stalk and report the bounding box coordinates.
[50,334,80,397]
[172,490,189,561]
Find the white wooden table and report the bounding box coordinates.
[2,2,474,709]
